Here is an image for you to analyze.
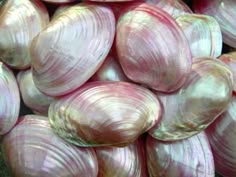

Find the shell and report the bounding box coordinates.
[17,69,56,116]
[146,133,215,177]
[90,53,129,82]
[49,81,161,147]
[31,3,115,96]
[176,14,222,58]
[206,96,236,177]
[193,0,236,48]
[116,3,192,93]
[0,62,20,135]
[219,52,236,93]
[149,57,233,141]
[95,138,147,177]
[2,115,98,177]
[0,0,49,69]
[146,0,192,18]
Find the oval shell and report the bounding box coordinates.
[146,133,215,177]
[116,3,192,92]
[206,96,236,177]
[2,115,98,177]
[31,3,115,96]
[0,62,20,135]
[149,57,233,141]
[0,0,49,69]
[49,81,161,146]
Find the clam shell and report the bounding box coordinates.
[146,0,192,18]
[193,0,236,48]
[116,3,192,93]
[49,81,161,147]
[0,62,20,135]
[146,133,215,177]
[31,3,115,96]
[0,0,49,69]
[2,115,98,177]
[149,57,233,141]
[206,96,236,177]
[95,138,147,177]
[219,52,236,93]
[17,69,56,116]
[176,14,222,58]
[90,53,129,82]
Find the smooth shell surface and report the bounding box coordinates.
[95,138,147,177]
[219,52,236,93]
[49,81,161,147]
[206,96,236,177]
[149,57,233,141]
[176,14,222,58]
[2,115,98,177]
[31,3,115,96]
[0,62,20,135]
[90,53,129,82]
[146,133,215,177]
[193,0,236,48]
[17,69,56,116]
[116,3,192,93]
[0,0,49,69]
[146,0,192,18]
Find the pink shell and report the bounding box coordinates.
[116,3,192,92]
[146,133,215,177]
[31,3,115,96]
[193,0,236,48]
[206,96,236,177]
[2,115,98,177]
[95,138,147,177]
[149,57,233,141]
[49,81,161,146]
[0,62,20,135]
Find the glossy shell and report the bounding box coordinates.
[17,69,56,116]
[49,81,161,147]
[31,3,115,96]
[116,3,192,93]
[176,14,222,58]
[0,62,20,135]
[0,0,49,69]
[149,57,233,141]
[95,138,147,177]
[206,96,236,177]
[146,133,215,177]
[2,115,98,177]
[193,0,236,48]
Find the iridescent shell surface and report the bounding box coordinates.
[31,3,115,96]
[149,58,233,141]
[193,0,236,48]
[49,81,161,147]
[0,0,49,69]
[0,62,20,135]
[116,3,192,93]
[146,133,215,177]
[176,14,222,58]
[17,69,56,116]
[2,115,98,177]
[206,96,236,177]
[95,138,147,177]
